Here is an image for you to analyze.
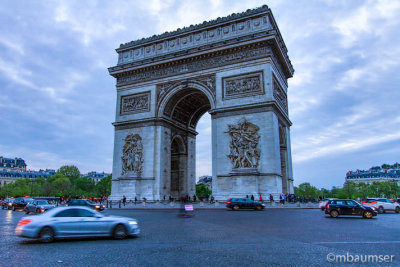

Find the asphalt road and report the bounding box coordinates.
[0,208,399,266]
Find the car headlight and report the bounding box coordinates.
[128,221,137,225]
[95,205,100,208]
[8,203,12,206]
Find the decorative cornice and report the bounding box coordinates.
[113,42,271,87]
[118,5,271,50]
[110,5,294,77]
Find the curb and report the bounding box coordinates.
[105,207,320,210]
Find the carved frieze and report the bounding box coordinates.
[156,74,216,103]
[117,44,271,86]
[273,76,288,113]
[121,134,143,177]
[226,118,260,171]
[120,91,150,115]
[222,71,264,99]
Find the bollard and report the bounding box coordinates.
[200,201,204,207]
[296,201,300,207]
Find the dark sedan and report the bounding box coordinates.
[325,199,377,219]
[12,198,34,211]
[226,198,265,210]
[67,199,105,211]
[2,198,15,210]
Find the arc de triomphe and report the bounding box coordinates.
[108,5,294,201]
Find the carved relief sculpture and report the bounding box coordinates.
[273,77,288,112]
[223,71,264,99]
[120,92,150,115]
[226,118,260,170]
[121,134,143,176]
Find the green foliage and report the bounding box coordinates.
[57,165,80,183]
[95,176,112,196]
[0,166,112,198]
[293,181,399,200]
[294,183,320,199]
[195,184,212,198]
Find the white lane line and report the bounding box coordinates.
[313,241,400,244]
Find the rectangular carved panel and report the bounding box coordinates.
[222,71,264,99]
[273,76,288,113]
[120,91,151,115]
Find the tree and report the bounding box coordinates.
[57,165,80,183]
[95,175,112,197]
[195,184,212,198]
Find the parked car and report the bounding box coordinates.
[12,198,34,211]
[25,200,55,214]
[1,198,15,210]
[15,206,140,243]
[325,199,377,219]
[226,198,265,210]
[66,199,105,211]
[363,198,400,214]
[318,198,337,210]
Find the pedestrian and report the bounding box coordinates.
[259,194,263,202]
[122,195,126,206]
[163,195,166,201]
[279,194,283,204]
[246,195,249,199]
[251,195,254,201]
[134,196,137,205]
[269,194,273,204]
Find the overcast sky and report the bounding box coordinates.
[1,0,399,189]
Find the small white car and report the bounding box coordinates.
[15,206,140,243]
[364,198,400,214]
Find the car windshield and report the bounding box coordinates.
[37,200,49,205]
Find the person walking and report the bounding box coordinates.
[279,194,283,204]
[122,195,126,206]
[259,194,263,202]
[269,194,273,203]
[251,195,254,201]
[134,196,137,205]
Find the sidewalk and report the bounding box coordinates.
[106,201,320,210]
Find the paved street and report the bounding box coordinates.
[1,208,399,266]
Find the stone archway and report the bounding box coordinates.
[108,5,295,201]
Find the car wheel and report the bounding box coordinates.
[12,206,16,211]
[113,224,127,240]
[363,211,373,219]
[25,208,30,214]
[378,206,384,214]
[395,207,400,214]
[233,205,240,211]
[36,208,41,214]
[330,210,339,218]
[39,227,55,243]
[255,205,262,210]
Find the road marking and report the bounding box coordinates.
[313,241,400,244]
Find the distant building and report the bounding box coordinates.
[0,169,56,187]
[82,171,110,184]
[197,175,212,190]
[345,163,400,186]
[0,156,27,171]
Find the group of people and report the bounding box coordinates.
[243,194,297,204]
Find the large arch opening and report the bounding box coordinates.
[161,87,212,199]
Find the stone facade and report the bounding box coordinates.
[108,5,294,201]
